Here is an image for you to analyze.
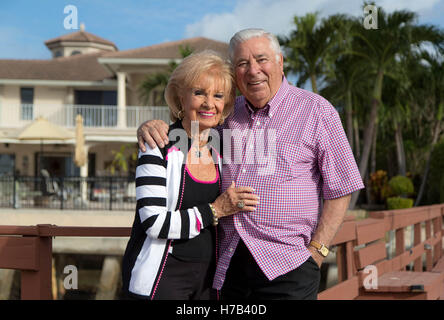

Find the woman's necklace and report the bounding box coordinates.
[184,121,208,159]
[191,134,208,158]
[194,146,202,158]
[193,143,208,158]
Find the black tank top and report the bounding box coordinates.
[171,163,220,262]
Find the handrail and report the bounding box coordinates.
[0,224,131,300]
[318,203,444,299]
[0,225,131,237]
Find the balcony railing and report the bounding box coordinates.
[0,104,170,129]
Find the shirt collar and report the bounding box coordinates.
[243,76,290,118]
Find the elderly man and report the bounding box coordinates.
[137,28,364,300]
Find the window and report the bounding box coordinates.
[0,154,15,176]
[74,90,117,105]
[74,90,117,126]
[20,87,34,120]
[71,50,81,56]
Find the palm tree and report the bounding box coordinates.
[348,4,444,208]
[413,51,444,205]
[378,57,415,177]
[139,45,193,105]
[279,12,339,93]
[320,15,356,145]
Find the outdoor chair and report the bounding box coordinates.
[40,169,67,201]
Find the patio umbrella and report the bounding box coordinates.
[15,116,74,173]
[74,114,86,167]
[16,116,74,141]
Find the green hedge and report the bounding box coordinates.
[387,197,414,210]
[388,175,414,197]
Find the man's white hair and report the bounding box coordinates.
[228,28,282,63]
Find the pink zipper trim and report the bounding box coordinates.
[185,164,219,184]
[150,240,172,300]
[177,166,187,211]
[151,161,187,300]
[165,146,180,161]
[215,225,220,301]
[215,173,221,300]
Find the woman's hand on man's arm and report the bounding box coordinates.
[211,181,259,218]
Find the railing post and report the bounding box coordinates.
[60,177,64,210]
[436,208,443,261]
[413,223,422,271]
[425,220,433,271]
[102,105,105,128]
[12,174,17,209]
[21,225,53,300]
[109,176,113,211]
[336,244,347,282]
[395,228,405,271]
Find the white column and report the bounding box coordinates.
[117,72,126,129]
[65,87,74,104]
[65,87,74,126]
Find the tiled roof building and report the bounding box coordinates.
[0,29,229,183]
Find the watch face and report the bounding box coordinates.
[320,246,329,257]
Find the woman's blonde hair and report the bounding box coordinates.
[164,49,235,124]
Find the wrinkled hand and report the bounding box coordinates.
[308,246,324,268]
[212,181,259,218]
[137,119,169,152]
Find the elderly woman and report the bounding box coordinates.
[121,50,258,300]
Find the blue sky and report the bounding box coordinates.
[1,0,443,59]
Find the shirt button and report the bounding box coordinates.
[242,169,246,173]
[237,223,242,227]
[256,121,261,126]
[229,248,234,252]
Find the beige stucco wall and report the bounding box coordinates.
[49,41,116,58]
[63,46,103,56]
[0,85,68,128]
[0,85,21,126]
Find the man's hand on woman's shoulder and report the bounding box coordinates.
[137,119,170,151]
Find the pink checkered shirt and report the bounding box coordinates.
[212,77,364,290]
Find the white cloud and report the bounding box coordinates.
[185,0,330,42]
[185,0,443,41]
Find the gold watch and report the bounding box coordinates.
[309,240,329,257]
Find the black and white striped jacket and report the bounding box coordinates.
[121,122,223,298]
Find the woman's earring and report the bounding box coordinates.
[177,109,184,120]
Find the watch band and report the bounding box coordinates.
[309,240,323,250]
[309,240,329,257]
